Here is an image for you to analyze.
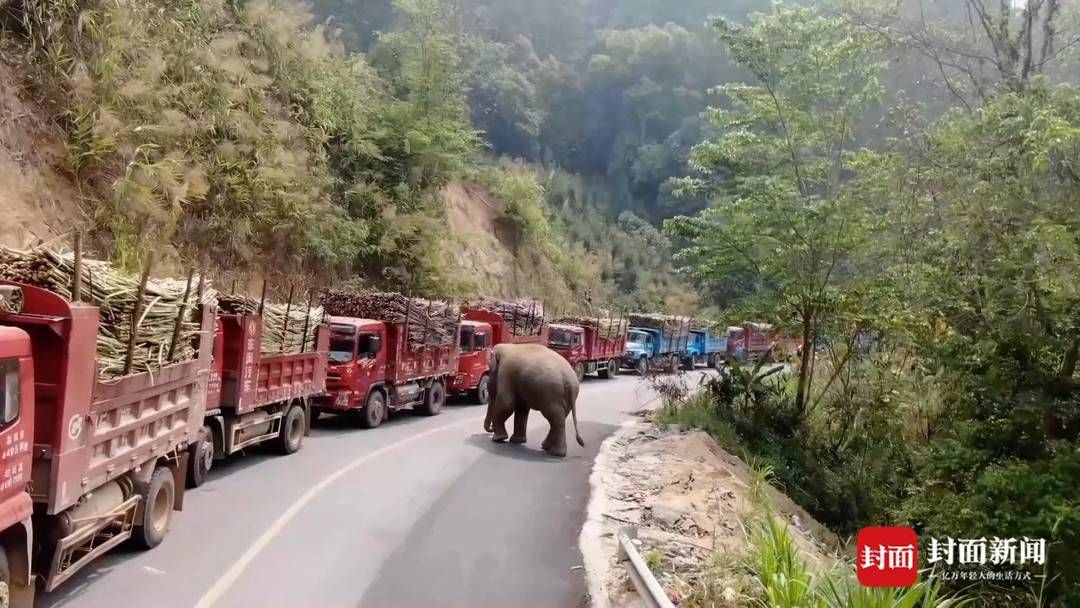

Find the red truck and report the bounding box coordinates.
[315,317,458,428]
[186,312,329,487]
[548,322,626,381]
[0,280,213,603]
[727,322,797,362]
[450,307,548,405]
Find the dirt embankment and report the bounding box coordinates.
[581,422,840,607]
[441,180,580,305]
[0,56,85,249]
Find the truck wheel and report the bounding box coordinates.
[668,355,679,373]
[636,357,648,375]
[187,425,214,488]
[573,363,585,382]
[0,546,9,608]
[473,374,491,405]
[275,404,305,455]
[419,381,446,416]
[135,467,175,550]
[359,390,386,428]
[597,360,612,379]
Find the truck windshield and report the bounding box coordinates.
[549,329,575,348]
[628,331,648,345]
[329,336,356,364]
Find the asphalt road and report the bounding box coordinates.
[40,372,686,608]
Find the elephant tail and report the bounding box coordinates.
[567,378,584,448]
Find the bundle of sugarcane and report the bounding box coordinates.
[693,319,728,335]
[467,298,545,336]
[628,313,693,341]
[321,290,459,349]
[0,286,23,314]
[553,314,628,340]
[217,294,324,354]
[0,245,213,379]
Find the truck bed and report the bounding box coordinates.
[215,314,329,416]
[585,328,625,361]
[1,281,213,515]
[386,321,458,384]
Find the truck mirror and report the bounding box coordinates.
[360,334,381,358]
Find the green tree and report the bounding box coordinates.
[374,0,479,189]
[665,5,887,417]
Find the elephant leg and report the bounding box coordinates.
[491,396,513,443]
[509,402,529,444]
[541,409,568,457]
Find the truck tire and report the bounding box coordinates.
[134,466,175,550]
[597,360,613,379]
[636,357,648,375]
[473,374,491,405]
[668,355,679,373]
[0,545,9,608]
[573,363,585,382]
[187,425,214,488]
[418,381,446,416]
[681,357,695,371]
[275,404,305,455]
[359,390,387,428]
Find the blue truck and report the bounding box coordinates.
[621,325,692,374]
[683,329,729,370]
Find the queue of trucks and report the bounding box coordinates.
[0,251,791,605]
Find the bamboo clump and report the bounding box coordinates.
[0,246,213,378]
[321,290,459,349]
[216,294,323,354]
[467,298,545,336]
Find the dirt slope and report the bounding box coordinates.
[0,57,84,249]
[441,180,580,306]
[582,422,840,607]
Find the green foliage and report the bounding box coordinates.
[742,466,970,608]
[652,3,1080,604]
[666,5,888,416]
[13,0,476,286]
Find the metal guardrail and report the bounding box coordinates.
[618,526,676,608]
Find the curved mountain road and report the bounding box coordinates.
[40,373,688,608]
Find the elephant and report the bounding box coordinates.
[483,343,584,457]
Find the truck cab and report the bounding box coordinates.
[548,323,586,376]
[324,317,386,414]
[548,323,585,359]
[622,328,658,374]
[451,320,493,403]
[687,330,729,369]
[684,331,706,369]
[0,327,35,606]
[319,315,456,428]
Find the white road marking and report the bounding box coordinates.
[194,415,482,608]
[195,376,646,608]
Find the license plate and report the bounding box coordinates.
[336,393,349,407]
